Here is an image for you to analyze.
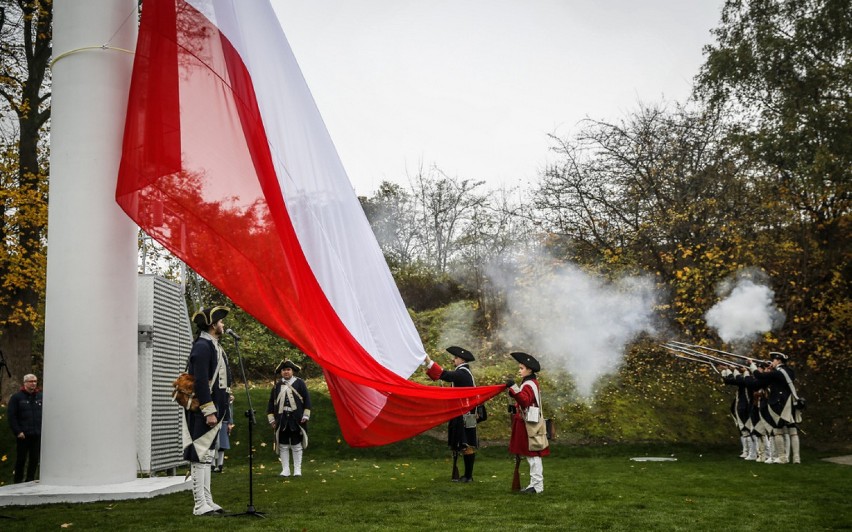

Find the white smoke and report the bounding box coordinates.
[491,257,658,398]
[438,301,479,353]
[705,271,785,343]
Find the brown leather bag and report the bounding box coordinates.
[172,373,200,411]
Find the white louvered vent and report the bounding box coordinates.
[137,275,193,475]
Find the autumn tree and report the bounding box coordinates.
[696,0,851,429]
[0,0,52,398]
[533,103,769,335]
[697,0,850,232]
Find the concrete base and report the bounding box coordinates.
[0,477,190,507]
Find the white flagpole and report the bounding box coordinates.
[41,0,139,486]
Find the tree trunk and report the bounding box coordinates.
[0,320,36,400]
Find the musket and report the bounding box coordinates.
[662,344,750,370]
[508,394,521,491]
[452,451,460,481]
[668,340,769,365]
[511,454,521,492]
[670,352,722,374]
[663,343,748,369]
[666,348,722,371]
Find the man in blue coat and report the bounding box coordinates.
[424,346,480,483]
[267,359,311,477]
[753,352,802,464]
[184,306,232,515]
[721,367,756,460]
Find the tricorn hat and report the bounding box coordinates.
[446,345,475,362]
[192,306,230,331]
[510,352,540,372]
[275,359,302,373]
[769,351,789,361]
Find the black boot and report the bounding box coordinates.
[461,454,475,482]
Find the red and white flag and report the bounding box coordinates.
[117,0,501,446]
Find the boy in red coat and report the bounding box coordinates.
[506,352,549,494]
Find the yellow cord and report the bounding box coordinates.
[50,45,135,68]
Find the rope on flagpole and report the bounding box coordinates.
[50,45,135,68]
[51,3,138,68]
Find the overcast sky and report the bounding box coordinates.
[271,0,725,196]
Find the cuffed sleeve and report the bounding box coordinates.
[426,362,444,381]
[200,401,216,416]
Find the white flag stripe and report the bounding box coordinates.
[188,0,425,377]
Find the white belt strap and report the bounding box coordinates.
[777,367,800,400]
[276,380,304,414]
[521,380,543,417]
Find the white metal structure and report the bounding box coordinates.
[136,275,193,475]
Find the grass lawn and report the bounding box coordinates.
[1,387,850,531]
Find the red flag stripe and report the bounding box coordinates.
[117,0,503,446]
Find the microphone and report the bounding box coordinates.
[226,329,241,340]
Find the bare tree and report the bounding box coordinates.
[360,181,422,270]
[410,164,488,274]
[455,186,536,327]
[531,101,776,337]
[534,102,756,276]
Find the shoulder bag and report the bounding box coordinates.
[459,366,488,425]
[522,381,548,451]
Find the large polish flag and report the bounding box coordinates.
[116,0,503,446]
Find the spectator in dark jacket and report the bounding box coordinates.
[8,374,43,483]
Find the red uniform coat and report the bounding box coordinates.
[508,378,550,457]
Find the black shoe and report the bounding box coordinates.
[521,487,539,494]
[459,477,473,483]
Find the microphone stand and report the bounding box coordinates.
[225,331,265,518]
